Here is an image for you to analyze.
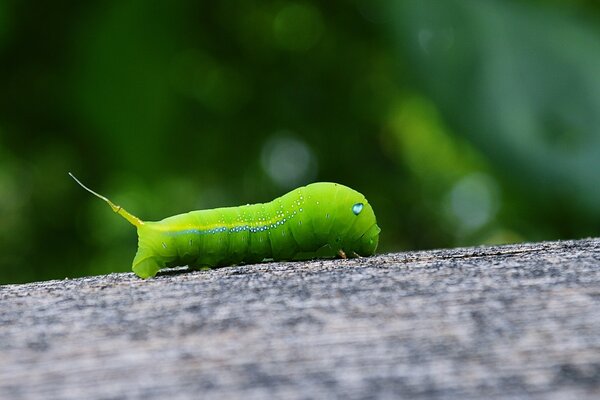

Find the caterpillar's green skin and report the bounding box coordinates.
[70,175,379,279]
[131,183,380,278]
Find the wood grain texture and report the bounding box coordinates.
[1,239,600,399]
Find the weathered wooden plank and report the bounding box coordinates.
[1,239,600,399]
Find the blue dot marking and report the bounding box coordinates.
[352,203,364,216]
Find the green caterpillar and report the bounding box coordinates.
[70,173,380,279]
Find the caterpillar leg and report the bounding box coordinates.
[189,265,213,271]
[132,255,163,279]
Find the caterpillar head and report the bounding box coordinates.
[347,198,380,256]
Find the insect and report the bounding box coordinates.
[69,173,380,279]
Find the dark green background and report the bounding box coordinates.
[1,0,599,283]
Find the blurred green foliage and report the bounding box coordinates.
[1,0,599,283]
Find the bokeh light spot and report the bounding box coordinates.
[418,26,455,55]
[447,172,499,232]
[355,0,391,24]
[170,49,249,113]
[261,133,317,189]
[273,3,324,52]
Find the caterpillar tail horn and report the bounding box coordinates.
[68,172,143,227]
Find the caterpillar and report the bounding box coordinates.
[69,173,380,279]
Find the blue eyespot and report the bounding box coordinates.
[352,203,364,216]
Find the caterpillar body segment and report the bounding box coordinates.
[70,175,380,279]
